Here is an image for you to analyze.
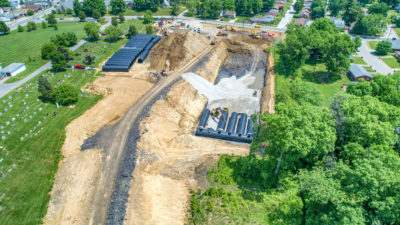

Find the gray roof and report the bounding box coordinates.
[330,17,345,29]
[391,39,400,50]
[349,64,372,79]
[0,63,25,73]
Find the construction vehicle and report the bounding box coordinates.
[249,30,260,39]
[225,25,236,32]
[255,24,260,28]
[217,25,224,29]
[210,40,216,45]
[160,69,167,76]
[216,32,228,36]
[210,106,229,118]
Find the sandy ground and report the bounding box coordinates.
[44,76,153,225]
[124,40,251,225]
[261,51,275,114]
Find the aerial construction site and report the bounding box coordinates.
[44,22,277,225]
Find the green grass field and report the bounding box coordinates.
[0,22,87,84]
[368,40,379,50]
[394,28,400,38]
[363,66,375,72]
[0,35,129,224]
[381,56,400,68]
[119,19,147,34]
[352,56,367,65]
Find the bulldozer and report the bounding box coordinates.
[216,31,228,36]
[249,30,260,39]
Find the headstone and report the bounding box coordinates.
[24,119,27,122]
[29,115,32,119]
[39,108,42,111]
[11,117,15,121]
[20,137,24,141]
[7,131,10,135]
[26,106,29,109]
[1,136,5,140]
[5,121,9,125]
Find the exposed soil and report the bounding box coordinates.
[44,76,153,225]
[123,40,252,225]
[261,52,275,114]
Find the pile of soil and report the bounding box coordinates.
[149,31,209,71]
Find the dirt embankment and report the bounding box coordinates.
[44,76,153,225]
[261,51,275,114]
[123,40,252,225]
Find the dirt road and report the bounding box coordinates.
[85,45,215,225]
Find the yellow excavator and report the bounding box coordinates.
[249,30,260,39]
[216,31,228,36]
[210,106,229,118]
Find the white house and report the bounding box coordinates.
[9,0,21,9]
[0,63,26,77]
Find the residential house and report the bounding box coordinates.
[299,11,310,19]
[9,0,21,9]
[24,4,42,11]
[394,50,400,60]
[274,3,284,9]
[161,0,171,8]
[294,18,306,26]
[302,8,311,14]
[224,10,236,18]
[391,39,400,51]
[267,9,279,16]
[251,15,275,24]
[348,64,372,82]
[330,17,345,30]
[0,63,26,77]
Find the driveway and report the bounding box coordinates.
[358,38,393,75]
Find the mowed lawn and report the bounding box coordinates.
[381,56,400,68]
[118,7,186,16]
[119,19,147,33]
[368,41,379,50]
[352,56,366,65]
[0,22,87,83]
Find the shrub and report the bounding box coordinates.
[51,84,79,105]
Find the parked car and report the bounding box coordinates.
[101,33,106,36]
[74,64,86,69]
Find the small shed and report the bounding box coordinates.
[224,10,236,18]
[348,64,372,82]
[0,63,26,77]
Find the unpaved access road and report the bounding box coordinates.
[85,44,215,225]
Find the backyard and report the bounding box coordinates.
[381,56,400,68]
[0,22,87,84]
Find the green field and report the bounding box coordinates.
[394,28,400,37]
[352,56,367,65]
[0,35,129,224]
[368,40,379,50]
[0,22,87,84]
[381,56,400,68]
[363,65,375,72]
[119,19,147,34]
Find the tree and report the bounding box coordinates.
[66,8,73,15]
[127,24,138,37]
[73,0,82,16]
[38,75,53,100]
[354,36,361,50]
[47,14,57,26]
[380,0,399,7]
[51,32,78,47]
[311,6,325,19]
[0,21,10,34]
[223,0,235,10]
[26,21,37,31]
[54,24,58,30]
[346,79,372,96]
[42,21,47,29]
[49,51,67,72]
[368,2,389,17]
[376,40,392,55]
[51,84,79,105]
[41,42,57,59]
[79,10,86,21]
[329,0,345,17]
[110,0,126,14]
[119,13,125,23]
[84,22,100,41]
[0,0,10,7]
[111,16,118,26]
[92,9,101,20]
[85,55,95,64]
[145,24,154,34]
[18,25,24,32]
[294,1,302,13]
[259,103,336,174]
[186,0,196,16]
[144,10,153,24]
[27,9,34,16]
[352,14,386,36]
[83,0,106,16]
[343,0,362,26]
[104,26,123,42]
[171,2,180,16]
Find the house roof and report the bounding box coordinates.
[294,18,305,25]
[0,63,25,73]
[349,64,372,79]
[224,10,236,16]
[299,11,310,16]
[330,17,345,28]
[391,39,400,50]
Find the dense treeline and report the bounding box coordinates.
[189,24,400,224]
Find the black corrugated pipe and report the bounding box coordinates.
[246,114,254,136]
[226,112,238,135]
[236,113,248,136]
[198,109,210,129]
[195,128,253,143]
[217,110,229,132]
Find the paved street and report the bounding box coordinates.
[8,7,53,31]
[358,38,393,75]
[277,0,297,29]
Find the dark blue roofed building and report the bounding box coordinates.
[348,64,372,82]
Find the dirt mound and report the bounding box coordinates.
[123,41,250,225]
[261,51,275,114]
[149,31,209,71]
